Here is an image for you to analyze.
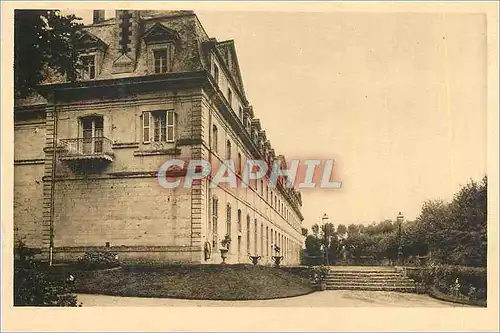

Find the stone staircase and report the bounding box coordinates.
[325,266,417,293]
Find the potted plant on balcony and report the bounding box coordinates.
[220,234,231,264]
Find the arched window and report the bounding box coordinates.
[212,125,218,154]
[237,152,242,175]
[237,209,242,233]
[226,139,232,161]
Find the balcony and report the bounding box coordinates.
[58,137,114,163]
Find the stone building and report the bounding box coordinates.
[14,10,304,265]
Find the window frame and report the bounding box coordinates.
[153,49,169,74]
[142,110,175,144]
[79,54,97,80]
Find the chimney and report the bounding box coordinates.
[93,10,105,24]
[112,10,140,74]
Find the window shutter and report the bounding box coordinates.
[166,110,175,142]
[143,111,151,143]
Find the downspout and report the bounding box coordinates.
[48,101,58,266]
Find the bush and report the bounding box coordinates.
[14,241,79,306]
[77,251,120,269]
[309,266,330,284]
[407,264,486,303]
[14,267,79,306]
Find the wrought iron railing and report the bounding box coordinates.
[57,137,114,159]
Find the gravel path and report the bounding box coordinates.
[77,290,471,307]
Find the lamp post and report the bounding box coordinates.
[396,212,404,266]
[322,213,329,266]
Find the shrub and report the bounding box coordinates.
[407,264,486,303]
[309,266,330,285]
[14,241,79,306]
[14,267,79,306]
[77,250,120,269]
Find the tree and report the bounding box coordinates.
[411,176,487,266]
[311,224,319,237]
[301,227,308,237]
[347,224,360,238]
[14,10,84,98]
[305,235,322,257]
[336,224,347,238]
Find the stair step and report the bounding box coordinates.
[328,272,402,276]
[326,283,415,288]
[326,276,407,280]
[327,286,416,292]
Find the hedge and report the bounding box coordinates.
[406,264,486,305]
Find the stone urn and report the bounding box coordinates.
[220,248,229,264]
[271,256,283,268]
[249,255,261,265]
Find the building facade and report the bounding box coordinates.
[14,10,304,265]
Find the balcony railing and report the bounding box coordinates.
[58,137,114,162]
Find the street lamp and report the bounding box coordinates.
[322,213,329,266]
[396,212,404,266]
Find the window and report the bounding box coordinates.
[213,63,219,85]
[226,204,231,236]
[142,110,175,143]
[80,55,96,80]
[238,209,242,233]
[212,196,218,247]
[81,116,103,154]
[237,152,242,175]
[246,215,250,254]
[260,180,264,196]
[270,228,274,248]
[227,88,232,107]
[212,125,218,154]
[239,107,243,120]
[266,226,269,256]
[260,223,264,257]
[226,140,232,161]
[154,49,169,73]
[254,219,258,255]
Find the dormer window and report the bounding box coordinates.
[76,31,107,81]
[80,55,96,80]
[143,23,180,75]
[227,88,232,107]
[213,64,220,85]
[154,49,169,74]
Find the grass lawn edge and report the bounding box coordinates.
[75,289,317,301]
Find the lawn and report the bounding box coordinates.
[57,264,314,300]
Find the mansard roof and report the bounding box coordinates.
[216,40,246,100]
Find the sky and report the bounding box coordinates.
[69,9,487,230]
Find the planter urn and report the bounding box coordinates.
[220,248,229,264]
[249,255,261,265]
[272,255,283,268]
